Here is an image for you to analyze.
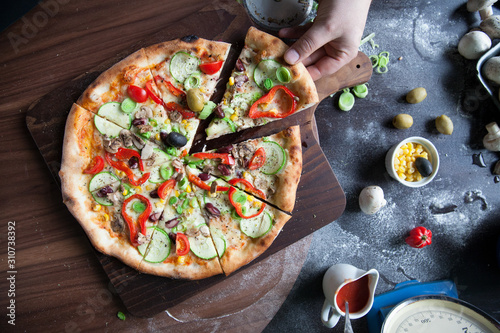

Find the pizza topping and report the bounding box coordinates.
[198,172,211,181]
[213,105,225,119]
[188,173,229,192]
[186,88,205,112]
[162,131,188,148]
[228,186,265,219]
[115,148,144,171]
[83,156,105,174]
[248,147,266,170]
[192,152,235,166]
[103,136,123,154]
[248,85,297,119]
[145,79,163,105]
[217,164,232,176]
[127,85,148,103]
[148,211,162,222]
[233,74,249,88]
[185,227,200,237]
[140,143,155,160]
[199,60,224,75]
[205,202,221,216]
[105,152,150,186]
[235,59,245,72]
[96,185,114,198]
[164,101,196,119]
[164,217,180,229]
[131,133,146,149]
[111,217,125,234]
[158,179,176,200]
[119,129,134,147]
[199,224,210,237]
[175,233,190,256]
[121,194,152,246]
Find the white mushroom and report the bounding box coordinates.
[483,122,500,151]
[480,15,500,39]
[483,56,500,84]
[359,186,387,215]
[467,0,497,20]
[458,31,491,59]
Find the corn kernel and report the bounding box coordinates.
[230,113,238,121]
[394,142,431,182]
[160,199,165,204]
[186,185,192,193]
[182,119,187,125]
[175,190,180,197]
[164,119,171,124]
[135,186,143,193]
[247,195,253,202]
[122,189,128,196]
[199,87,206,93]
[155,201,162,208]
[93,204,101,212]
[155,133,161,141]
[103,214,110,222]
[229,77,235,86]
[177,256,185,264]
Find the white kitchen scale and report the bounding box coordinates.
[366,280,500,333]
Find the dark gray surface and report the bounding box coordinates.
[265,1,500,332]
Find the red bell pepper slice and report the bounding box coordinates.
[121,194,152,247]
[228,186,266,219]
[176,233,190,256]
[127,85,148,103]
[247,147,266,170]
[115,148,144,171]
[158,179,176,200]
[405,226,432,248]
[164,101,196,119]
[191,152,235,166]
[145,79,163,105]
[83,156,105,174]
[154,75,185,98]
[105,152,150,186]
[187,173,229,192]
[228,178,266,200]
[248,85,297,119]
[199,60,223,75]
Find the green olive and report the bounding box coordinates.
[392,113,413,129]
[406,87,427,104]
[186,88,205,112]
[435,114,453,135]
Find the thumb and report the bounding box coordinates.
[283,23,335,65]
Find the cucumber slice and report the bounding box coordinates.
[138,227,171,263]
[259,140,286,175]
[89,171,120,192]
[210,226,227,257]
[170,51,200,84]
[240,212,273,238]
[97,102,132,129]
[254,59,281,89]
[206,117,234,138]
[89,172,121,206]
[189,234,218,260]
[94,114,123,138]
[148,149,172,183]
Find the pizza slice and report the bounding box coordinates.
[137,167,224,279]
[144,36,231,121]
[205,26,319,139]
[190,126,302,213]
[185,165,291,276]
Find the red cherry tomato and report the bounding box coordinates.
[127,85,148,103]
[176,233,190,256]
[158,179,176,200]
[199,61,223,75]
[83,156,105,174]
[248,147,266,170]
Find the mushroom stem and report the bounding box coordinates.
[480,6,493,19]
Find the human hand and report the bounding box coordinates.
[279,0,372,81]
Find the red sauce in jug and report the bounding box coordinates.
[335,275,370,313]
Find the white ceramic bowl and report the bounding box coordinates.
[385,136,439,188]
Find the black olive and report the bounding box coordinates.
[163,132,187,148]
[415,157,433,177]
[181,35,199,43]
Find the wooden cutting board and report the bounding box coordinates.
[26,1,372,318]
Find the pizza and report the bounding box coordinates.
[59,28,318,280]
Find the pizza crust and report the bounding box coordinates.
[77,48,153,113]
